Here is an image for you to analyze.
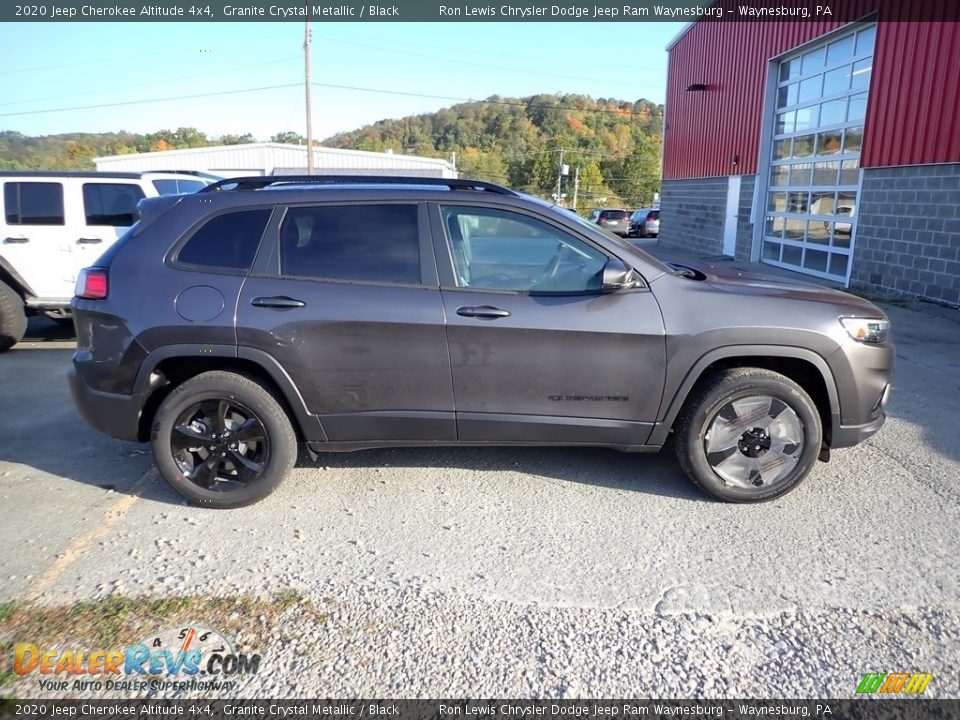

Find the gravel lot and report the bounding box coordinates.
[1,295,959,698]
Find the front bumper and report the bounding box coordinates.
[68,365,143,442]
[829,379,891,448]
[830,410,886,449]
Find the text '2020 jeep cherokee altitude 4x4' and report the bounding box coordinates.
[68,176,893,507]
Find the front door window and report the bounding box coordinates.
[439,205,607,294]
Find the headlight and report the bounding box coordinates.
[840,317,890,344]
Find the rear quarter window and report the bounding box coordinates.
[175,209,272,271]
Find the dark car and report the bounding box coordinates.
[69,176,893,508]
[592,208,631,236]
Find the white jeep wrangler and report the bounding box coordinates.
[0,171,214,351]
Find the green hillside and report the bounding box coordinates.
[0,93,663,209]
[325,93,664,209]
[0,128,257,171]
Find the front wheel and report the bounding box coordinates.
[673,368,822,502]
[151,371,297,508]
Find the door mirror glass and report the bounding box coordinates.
[601,258,639,292]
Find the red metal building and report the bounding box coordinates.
[660,2,960,305]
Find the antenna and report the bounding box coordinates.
[304,6,315,175]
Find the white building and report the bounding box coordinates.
[94,142,457,179]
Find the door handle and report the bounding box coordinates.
[3,236,28,244]
[251,296,306,309]
[77,237,103,244]
[456,305,511,319]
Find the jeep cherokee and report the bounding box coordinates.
[68,176,893,507]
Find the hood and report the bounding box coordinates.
[670,261,885,316]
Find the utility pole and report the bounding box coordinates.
[572,166,580,211]
[304,5,315,175]
[554,147,564,205]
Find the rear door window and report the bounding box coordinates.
[3,182,65,225]
[176,209,272,271]
[278,204,421,285]
[82,183,145,226]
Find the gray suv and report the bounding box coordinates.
[68,176,893,507]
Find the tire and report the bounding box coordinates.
[0,280,27,353]
[673,368,822,503]
[151,371,297,508]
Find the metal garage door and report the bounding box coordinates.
[762,25,876,283]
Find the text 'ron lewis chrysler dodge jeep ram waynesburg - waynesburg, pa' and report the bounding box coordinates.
[67,176,894,508]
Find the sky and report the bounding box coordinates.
[0,20,685,142]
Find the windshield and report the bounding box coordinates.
[521,194,672,274]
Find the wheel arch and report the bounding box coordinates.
[0,255,34,300]
[650,346,839,448]
[133,345,326,443]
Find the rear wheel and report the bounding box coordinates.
[151,371,297,508]
[674,368,822,502]
[0,280,27,353]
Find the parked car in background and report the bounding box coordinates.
[593,208,630,236]
[0,170,216,352]
[629,209,660,238]
[68,175,892,508]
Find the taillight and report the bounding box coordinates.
[75,268,108,299]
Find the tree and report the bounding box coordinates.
[219,133,255,145]
[456,148,507,184]
[574,161,611,211]
[271,131,305,145]
[610,135,661,207]
[171,127,210,148]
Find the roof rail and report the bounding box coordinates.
[199,175,518,196]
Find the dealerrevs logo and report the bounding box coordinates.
[856,672,933,695]
[14,625,261,693]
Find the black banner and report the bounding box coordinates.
[2,0,960,23]
[2,700,960,720]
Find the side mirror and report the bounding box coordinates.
[601,258,639,292]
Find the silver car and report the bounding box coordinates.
[629,208,660,238]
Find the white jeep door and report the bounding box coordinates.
[0,178,76,302]
[73,180,145,279]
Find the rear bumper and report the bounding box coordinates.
[68,365,143,442]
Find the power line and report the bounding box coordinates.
[313,81,661,118]
[0,78,661,123]
[311,34,664,92]
[315,32,665,74]
[0,56,303,109]
[0,84,300,118]
[0,29,297,76]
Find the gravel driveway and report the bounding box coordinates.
[1,304,958,698]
